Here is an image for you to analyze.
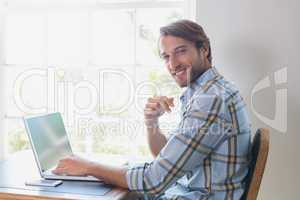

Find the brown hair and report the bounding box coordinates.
[160,19,212,64]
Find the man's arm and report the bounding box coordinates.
[87,162,128,187]
[146,127,167,157]
[144,96,174,157]
[126,95,227,196]
[52,156,128,188]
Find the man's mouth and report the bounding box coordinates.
[172,68,187,76]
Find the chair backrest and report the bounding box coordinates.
[241,128,270,200]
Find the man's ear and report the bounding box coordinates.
[201,44,209,57]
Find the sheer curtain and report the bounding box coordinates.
[0,69,4,161]
[0,0,192,160]
[0,2,5,160]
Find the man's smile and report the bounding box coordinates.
[171,66,190,82]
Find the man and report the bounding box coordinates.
[53,20,251,200]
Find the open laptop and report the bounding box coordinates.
[23,112,101,182]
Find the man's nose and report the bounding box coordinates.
[169,55,179,70]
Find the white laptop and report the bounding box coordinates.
[23,112,101,182]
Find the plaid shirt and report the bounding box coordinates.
[126,67,251,200]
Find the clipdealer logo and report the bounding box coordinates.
[12,68,180,132]
[250,67,287,133]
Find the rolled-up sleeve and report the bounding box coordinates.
[126,94,229,195]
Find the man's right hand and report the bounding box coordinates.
[144,96,174,128]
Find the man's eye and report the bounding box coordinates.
[176,49,187,55]
[162,55,169,62]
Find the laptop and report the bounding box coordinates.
[23,112,101,182]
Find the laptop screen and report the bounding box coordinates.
[25,113,73,172]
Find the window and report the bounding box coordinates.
[0,0,195,161]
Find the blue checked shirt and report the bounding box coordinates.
[126,67,251,200]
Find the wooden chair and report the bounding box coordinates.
[241,128,270,200]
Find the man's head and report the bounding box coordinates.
[159,20,212,87]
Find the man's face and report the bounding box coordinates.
[159,35,210,87]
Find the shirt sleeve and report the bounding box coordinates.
[126,94,230,195]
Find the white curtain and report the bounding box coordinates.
[0,3,5,160]
[0,67,4,161]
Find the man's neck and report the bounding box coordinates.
[190,65,212,85]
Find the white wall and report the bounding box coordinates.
[195,0,299,199]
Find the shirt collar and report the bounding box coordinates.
[180,66,221,104]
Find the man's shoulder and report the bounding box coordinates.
[202,76,243,104]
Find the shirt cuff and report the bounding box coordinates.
[126,163,146,192]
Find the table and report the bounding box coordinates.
[0,151,129,200]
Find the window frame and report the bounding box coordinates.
[0,0,197,160]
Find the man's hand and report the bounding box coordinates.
[53,155,128,188]
[52,155,94,176]
[144,96,174,128]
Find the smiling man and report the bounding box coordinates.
[53,20,251,200]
